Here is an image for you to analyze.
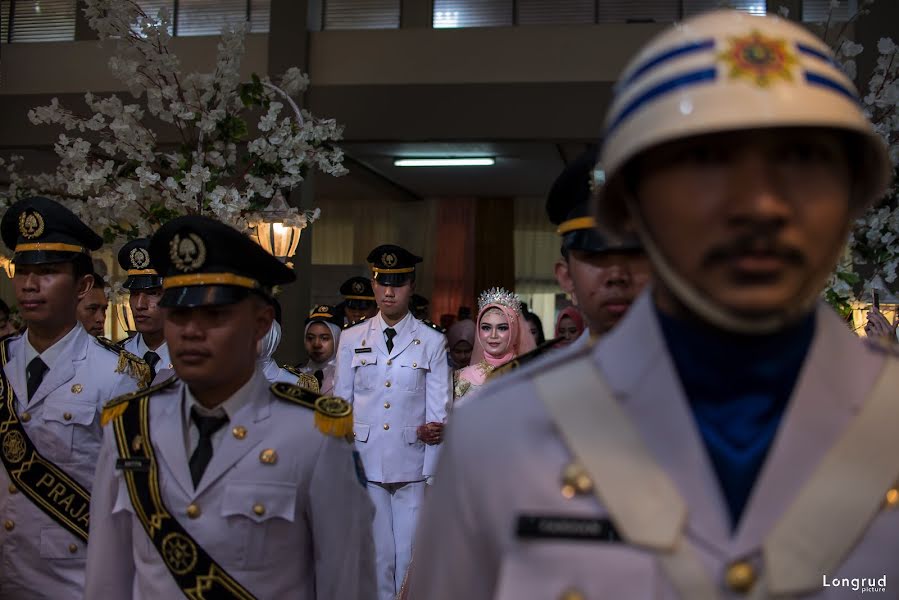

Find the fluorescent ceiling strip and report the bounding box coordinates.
[394,157,495,167]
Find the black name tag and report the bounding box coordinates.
[354,348,372,354]
[116,457,151,472]
[516,515,622,542]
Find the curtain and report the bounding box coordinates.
[431,197,476,322]
[514,195,563,337]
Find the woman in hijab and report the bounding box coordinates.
[446,318,476,369]
[454,287,536,402]
[258,299,321,391]
[554,305,586,348]
[297,305,342,395]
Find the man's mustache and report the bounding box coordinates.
[703,233,806,267]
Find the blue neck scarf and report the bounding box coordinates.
[656,308,815,529]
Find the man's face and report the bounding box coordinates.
[345,305,374,325]
[165,298,271,391]
[633,128,852,319]
[372,279,413,321]
[77,287,108,337]
[15,262,91,330]
[129,288,165,336]
[555,250,651,335]
[304,322,336,363]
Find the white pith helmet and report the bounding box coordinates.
[598,9,892,234]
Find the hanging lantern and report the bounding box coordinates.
[254,218,303,268]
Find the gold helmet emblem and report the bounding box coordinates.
[382,253,398,268]
[352,281,364,294]
[169,232,206,272]
[18,210,45,240]
[129,247,151,269]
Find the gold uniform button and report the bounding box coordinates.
[63,412,73,421]
[725,560,756,593]
[384,402,391,409]
[4,520,14,531]
[20,412,30,423]
[385,381,391,388]
[186,504,201,519]
[383,424,390,430]
[387,359,393,366]
[253,504,265,516]
[68,544,78,554]
[885,487,899,509]
[559,589,585,600]
[232,426,247,440]
[8,484,17,494]
[412,362,417,368]
[361,359,366,365]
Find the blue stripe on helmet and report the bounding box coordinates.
[617,39,717,92]
[805,71,858,102]
[797,43,840,69]
[606,68,718,137]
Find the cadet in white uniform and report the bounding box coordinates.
[335,244,451,600]
[85,215,376,599]
[117,238,172,376]
[548,149,650,343]
[409,10,899,599]
[0,196,143,600]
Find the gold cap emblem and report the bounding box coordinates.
[352,281,364,294]
[130,247,151,269]
[18,210,44,240]
[169,232,206,272]
[382,252,397,268]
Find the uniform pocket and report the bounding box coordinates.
[221,481,298,570]
[111,475,155,557]
[396,353,427,392]
[493,541,660,600]
[351,353,377,391]
[39,525,86,560]
[40,401,98,465]
[354,422,371,443]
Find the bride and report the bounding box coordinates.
[454,287,536,402]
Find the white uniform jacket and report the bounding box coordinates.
[0,325,140,600]
[121,334,172,372]
[85,369,377,600]
[335,314,451,483]
[408,293,899,599]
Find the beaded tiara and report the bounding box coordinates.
[478,287,522,314]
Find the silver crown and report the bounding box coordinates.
[478,287,522,314]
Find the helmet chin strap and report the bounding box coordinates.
[626,199,820,336]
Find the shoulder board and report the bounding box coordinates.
[101,374,178,426]
[282,364,302,377]
[114,333,136,349]
[864,336,899,358]
[282,365,320,393]
[421,319,447,335]
[271,382,353,439]
[97,336,152,388]
[489,336,564,380]
[343,318,368,330]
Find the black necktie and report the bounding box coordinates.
[188,408,229,487]
[314,369,324,389]
[143,351,160,381]
[385,328,397,353]
[26,357,48,400]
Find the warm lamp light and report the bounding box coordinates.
[0,257,14,279]
[115,298,136,333]
[851,299,899,337]
[254,219,303,267]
